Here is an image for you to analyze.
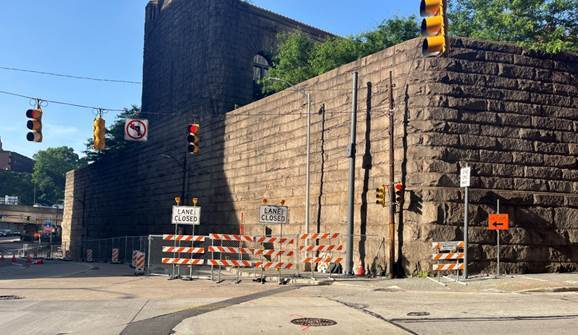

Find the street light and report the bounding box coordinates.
[265,77,312,238]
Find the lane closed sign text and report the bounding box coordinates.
[259,205,288,224]
[172,206,201,225]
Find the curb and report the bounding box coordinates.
[515,286,578,293]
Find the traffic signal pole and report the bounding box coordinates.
[388,71,396,278]
[345,72,358,275]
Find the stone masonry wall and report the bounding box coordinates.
[403,39,578,274]
[62,1,577,274]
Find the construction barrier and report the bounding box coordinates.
[111,248,120,264]
[86,249,93,262]
[162,235,206,279]
[132,250,146,275]
[252,234,297,282]
[431,241,465,282]
[209,234,254,283]
[299,233,343,276]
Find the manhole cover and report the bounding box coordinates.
[0,295,23,301]
[407,311,430,317]
[291,318,337,327]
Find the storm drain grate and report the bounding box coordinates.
[291,318,337,327]
[0,295,24,301]
[407,311,430,316]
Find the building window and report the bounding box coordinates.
[253,54,270,100]
[253,54,269,82]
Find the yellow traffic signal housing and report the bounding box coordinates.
[420,0,447,57]
[376,185,386,207]
[93,116,106,151]
[26,108,43,142]
[187,123,200,155]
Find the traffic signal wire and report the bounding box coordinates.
[0,65,142,85]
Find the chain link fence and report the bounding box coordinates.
[82,236,148,264]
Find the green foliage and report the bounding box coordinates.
[0,171,34,205]
[448,0,578,53]
[83,106,141,163]
[32,146,81,205]
[264,16,420,92]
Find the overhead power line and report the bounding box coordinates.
[0,66,142,85]
[0,89,125,112]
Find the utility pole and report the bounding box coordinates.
[345,72,358,275]
[387,71,396,278]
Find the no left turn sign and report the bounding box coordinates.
[124,118,148,142]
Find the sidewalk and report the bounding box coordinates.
[327,272,578,293]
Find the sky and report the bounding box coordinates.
[0,0,415,159]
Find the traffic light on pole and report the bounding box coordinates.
[394,183,404,205]
[93,116,106,151]
[420,0,447,57]
[376,185,386,207]
[26,108,43,142]
[187,123,200,155]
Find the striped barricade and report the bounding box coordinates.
[162,247,205,254]
[432,241,465,276]
[299,233,343,276]
[111,248,120,264]
[254,236,295,245]
[299,233,339,240]
[209,233,254,283]
[86,249,93,263]
[254,261,294,270]
[253,249,294,257]
[162,236,206,279]
[162,235,206,242]
[162,258,204,266]
[132,250,145,275]
[209,234,253,242]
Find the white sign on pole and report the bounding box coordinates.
[460,167,471,188]
[172,206,201,225]
[259,205,288,224]
[124,118,149,142]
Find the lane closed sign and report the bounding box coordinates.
[172,206,201,225]
[259,205,288,224]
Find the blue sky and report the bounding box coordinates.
[0,0,415,159]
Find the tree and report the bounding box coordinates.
[0,171,34,205]
[83,106,141,163]
[264,16,420,93]
[448,0,578,53]
[32,147,81,205]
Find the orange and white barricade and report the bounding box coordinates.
[111,248,120,264]
[162,235,206,280]
[299,233,343,277]
[209,234,254,283]
[431,241,465,283]
[253,235,296,281]
[132,250,146,275]
[86,249,93,262]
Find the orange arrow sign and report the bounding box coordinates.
[488,214,509,230]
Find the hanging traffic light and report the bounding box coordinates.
[187,123,200,155]
[420,0,447,57]
[26,108,43,142]
[93,115,106,151]
[376,185,386,207]
[394,183,404,205]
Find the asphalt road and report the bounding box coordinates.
[0,262,577,335]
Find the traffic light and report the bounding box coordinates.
[376,185,386,207]
[26,108,43,142]
[187,123,200,155]
[93,116,106,151]
[420,0,447,57]
[394,183,404,204]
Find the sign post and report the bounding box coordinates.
[460,166,471,279]
[488,200,509,277]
